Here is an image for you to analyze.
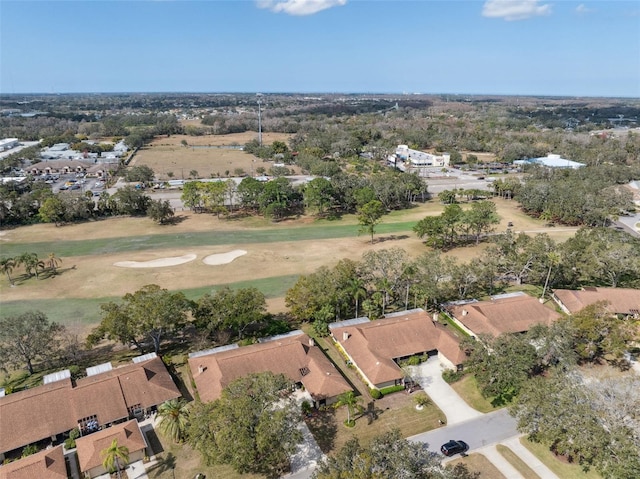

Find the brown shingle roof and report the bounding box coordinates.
[73,376,129,426]
[75,419,147,472]
[553,287,640,315]
[189,332,351,403]
[0,379,76,455]
[446,294,561,336]
[0,356,179,455]
[331,310,464,386]
[0,445,66,479]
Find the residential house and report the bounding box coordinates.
[76,419,147,479]
[329,309,466,390]
[552,287,640,318]
[0,445,66,479]
[444,292,561,338]
[0,354,180,460]
[189,330,351,407]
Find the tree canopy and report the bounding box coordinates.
[187,372,302,478]
[0,310,65,374]
[88,284,192,353]
[313,429,478,479]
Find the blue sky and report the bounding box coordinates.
[1,0,639,97]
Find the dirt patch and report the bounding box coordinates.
[132,132,296,180]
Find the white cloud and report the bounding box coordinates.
[482,0,551,21]
[575,4,594,14]
[257,0,347,16]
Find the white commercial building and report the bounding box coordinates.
[0,138,19,151]
[388,145,450,171]
[514,153,585,169]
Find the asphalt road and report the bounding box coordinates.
[284,408,519,479]
[409,408,519,456]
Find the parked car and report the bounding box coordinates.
[441,440,468,456]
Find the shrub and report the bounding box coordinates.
[414,394,431,407]
[301,400,312,415]
[379,384,405,396]
[442,369,465,384]
[68,365,83,380]
[313,319,329,337]
[400,355,422,367]
[21,444,38,458]
[370,388,382,399]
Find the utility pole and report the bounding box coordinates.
[257,93,263,147]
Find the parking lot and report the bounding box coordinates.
[37,172,106,196]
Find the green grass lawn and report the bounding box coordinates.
[496,444,540,479]
[0,220,420,258]
[520,437,604,479]
[0,274,300,325]
[448,375,499,413]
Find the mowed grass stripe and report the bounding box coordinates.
[1,220,418,258]
[0,274,300,324]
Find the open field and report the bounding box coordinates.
[0,198,575,337]
[131,131,295,180]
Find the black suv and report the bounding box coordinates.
[440,440,468,456]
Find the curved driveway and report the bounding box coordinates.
[407,357,483,425]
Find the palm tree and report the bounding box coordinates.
[47,252,62,273]
[157,398,190,443]
[333,391,362,427]
[18,252,39,279]
[346,278,367,318]
[0,257,16,286]
[540,251,561,303]
[101,439,129,479]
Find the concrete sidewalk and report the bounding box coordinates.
[502,436,559,479]
[475,445,524,479]
[407,357,483,424]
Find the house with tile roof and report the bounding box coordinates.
[0,354,179,459]
[76,419,147,478]
[189,330,351,407]
[552,287,640,318]
[329,309,466,390]
[444,292,561,338]
[0,445,66,479]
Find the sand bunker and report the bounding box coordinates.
[203,249,247,265]
[114,254,197,268]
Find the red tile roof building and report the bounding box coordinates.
[329,309,466,390]
[0,446,66,479]
[189,331,351,406]
[75,419,147,478]
[445,293,561,338]
[0,355,180,457]
[552,287,640,317]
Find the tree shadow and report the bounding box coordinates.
[357,401,385,425]
[164,214,188,225]
[304,409,337,453]
[374,234,409,244]
[146,452,176,475]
